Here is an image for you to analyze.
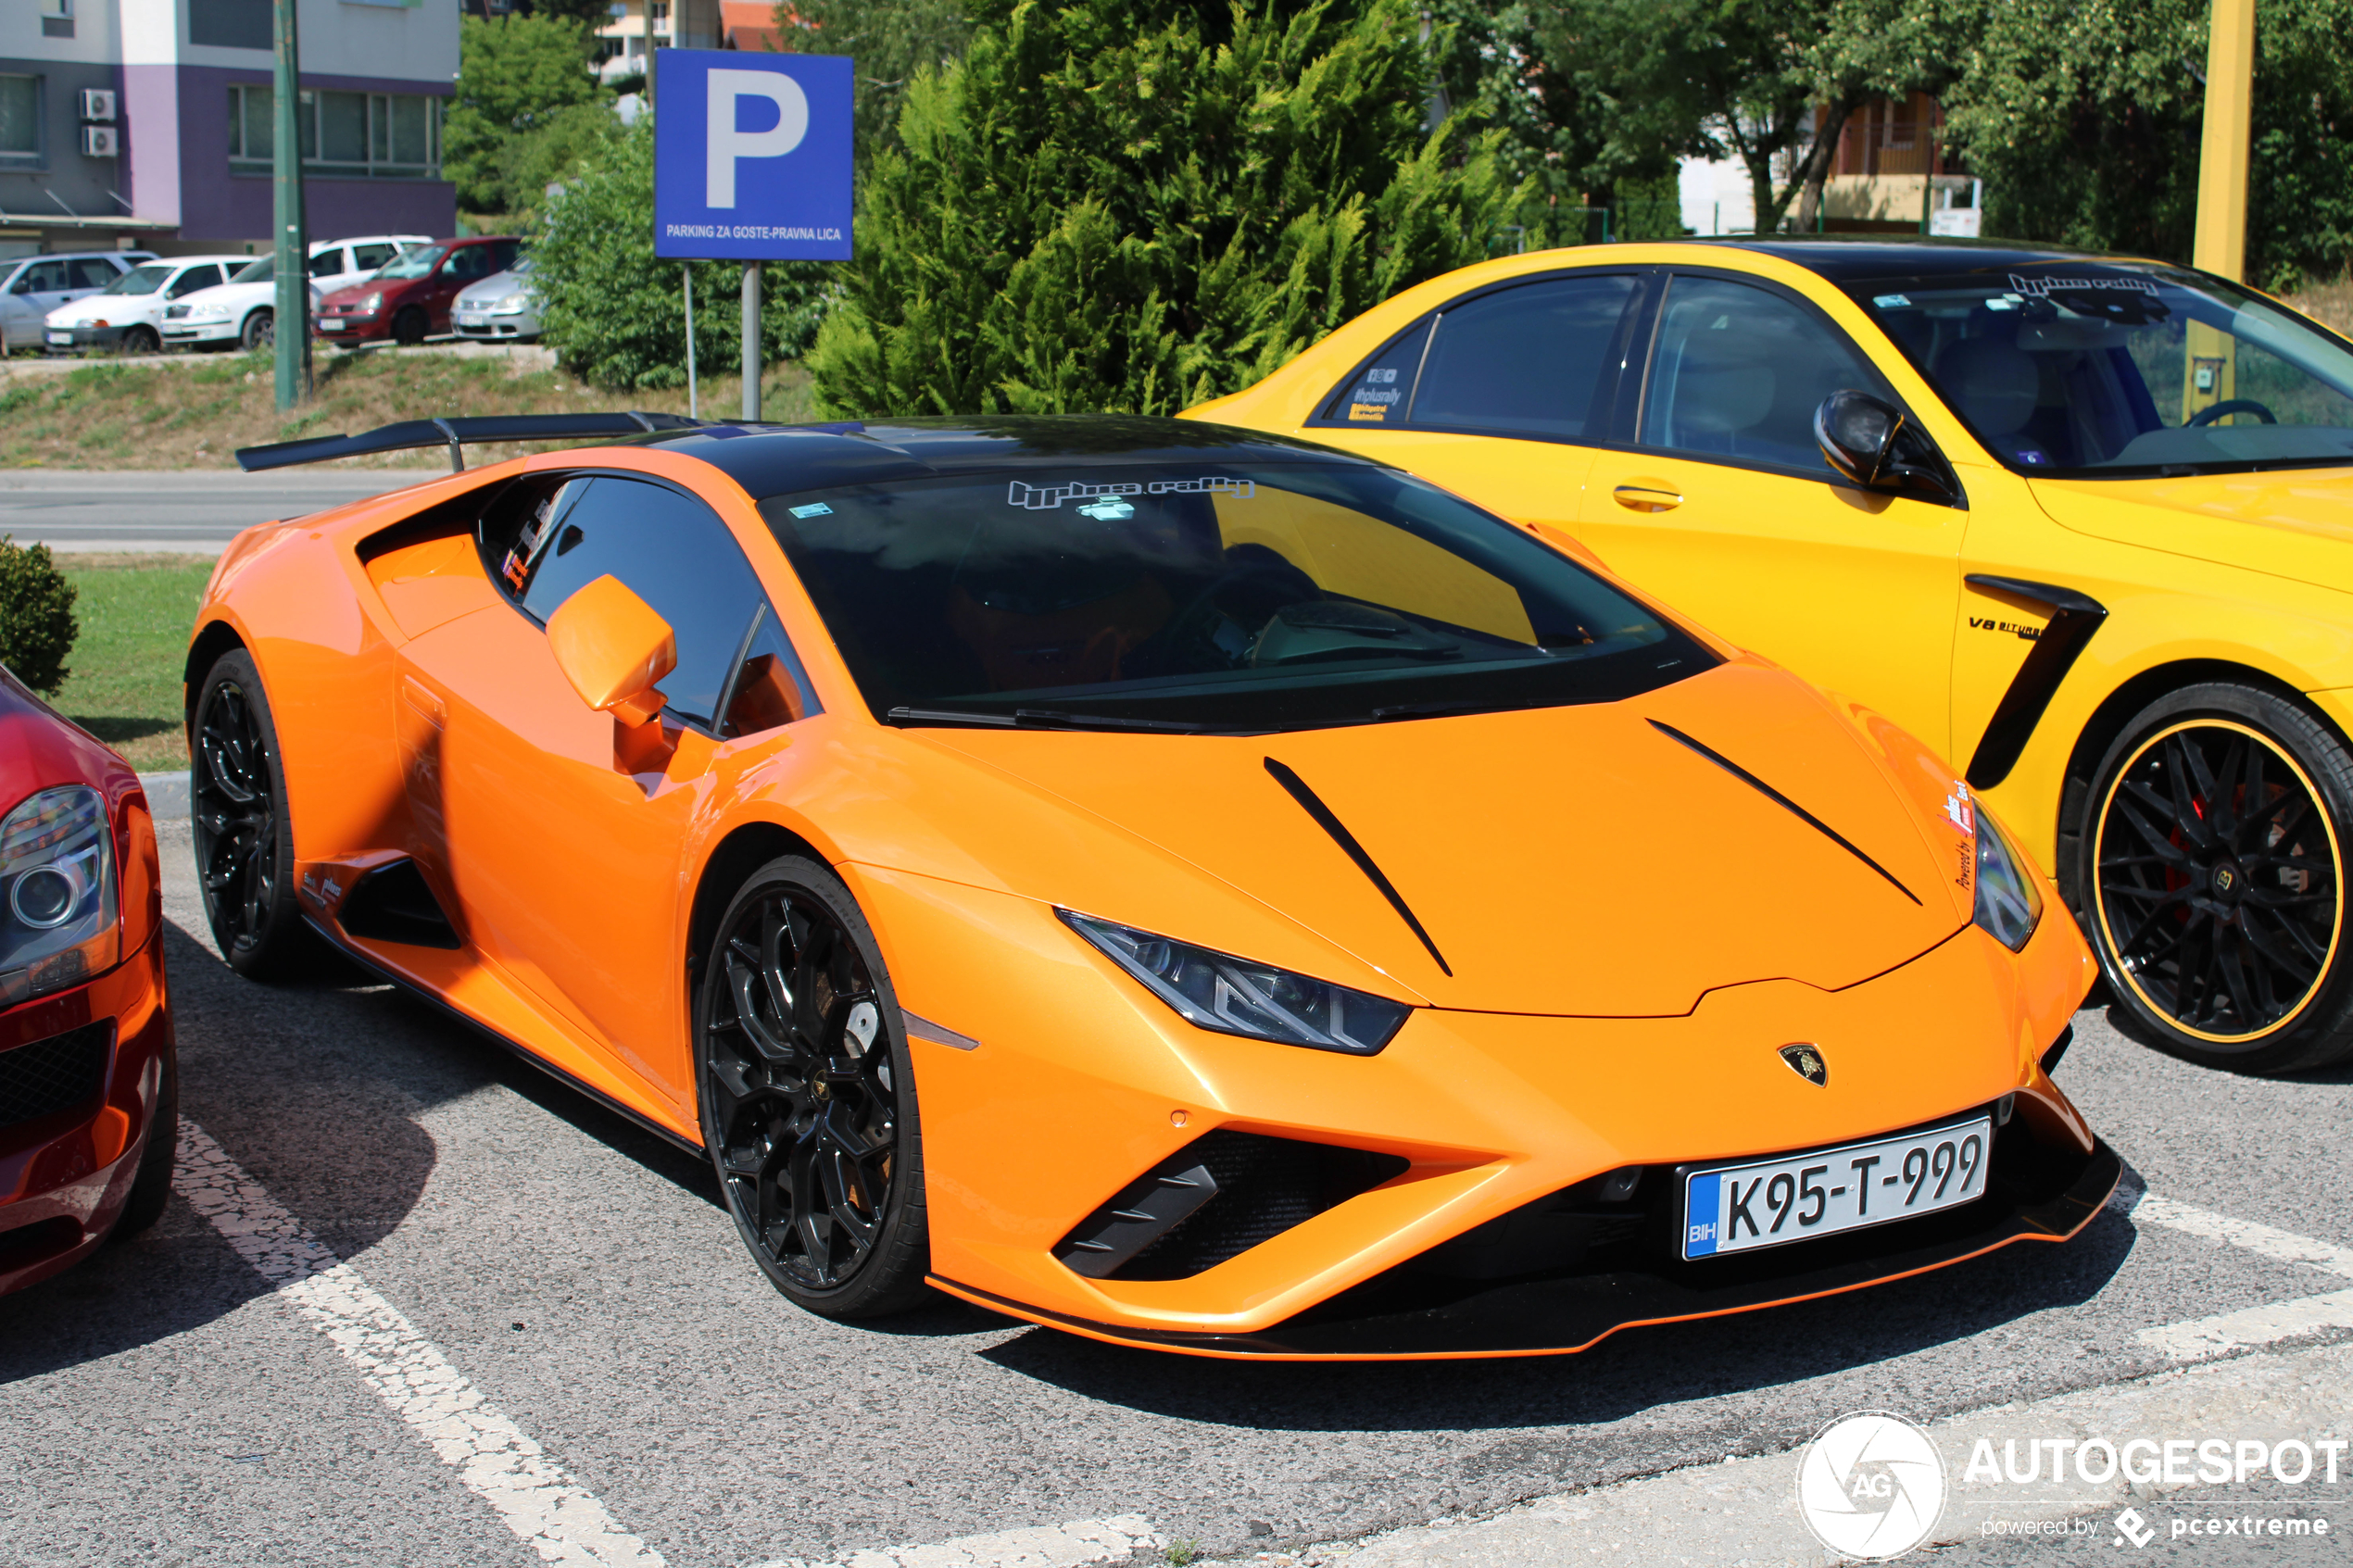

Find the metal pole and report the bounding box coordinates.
[684,264,697,420]
[2193,0,2255,282]
[741,260,761,420]
[271,0,309,409]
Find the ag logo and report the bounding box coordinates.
[1794,1411,1945,1559]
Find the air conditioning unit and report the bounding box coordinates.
[80,126,119,158]
[78,89,116,123]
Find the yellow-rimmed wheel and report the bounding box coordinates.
[2083,684,2353,1073]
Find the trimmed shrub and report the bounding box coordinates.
[0,538,77,696]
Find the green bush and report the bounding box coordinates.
[808,0,1520,418]
[0,538,78,697]
[532,115,834,391]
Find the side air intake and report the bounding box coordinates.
[1055,1130,1408,1281]
[337,859,461,949]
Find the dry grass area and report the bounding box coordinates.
[2284,277,2353,338]
[0,348,817,470]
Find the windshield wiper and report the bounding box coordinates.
[885,707,1018,727]
[884,706,1204,733]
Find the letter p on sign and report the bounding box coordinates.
[707,69,808,208]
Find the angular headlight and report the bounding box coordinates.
[1,786,120,1006]
[1972,804,2044,953]
[1061,909,1410,1055]
[188,304,231,322]
[489,296,528,315]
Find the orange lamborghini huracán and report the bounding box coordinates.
[186,412,2116,1357]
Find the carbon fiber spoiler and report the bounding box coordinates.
[234,411,708,473]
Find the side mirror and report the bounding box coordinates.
[1814,389,1958,504]
[547,574,676,727]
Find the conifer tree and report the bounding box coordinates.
[808,0,1518,417]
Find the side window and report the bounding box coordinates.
[719,609,816,737]
[1409,275,1639,441]
[68,257,118,289]
[19,259,68,293]
[168,265,221,297]
[1312,320,1430,427]
[508,475,816,734]
[1641,275,1894,473]
[308,247,348,278]
[353,243,396,272]
[446,246,491,280]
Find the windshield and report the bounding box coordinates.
[1853,261,2353,476]
[761,462,1711,732]
[374,245,447,281]
[100,264,171,296]
[232,257,272,283]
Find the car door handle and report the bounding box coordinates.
[1612,483,1683,513]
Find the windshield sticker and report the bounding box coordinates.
[2007,271,2159,300]
[1076,497,1136,521]
[787,502,835,519]
[1007,477,1257,509]
[1944,782,1974,836]
[1873,294,1912,308]
[1348,403,1390,421]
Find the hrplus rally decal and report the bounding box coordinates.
[1005,477,1258,509]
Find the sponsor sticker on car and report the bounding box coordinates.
[1683,1114,1993,1260]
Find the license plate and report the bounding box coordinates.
[1682,1115,1993,1260]
[46,332,70,344]
[320,319,346,332]
[456,314,484,326]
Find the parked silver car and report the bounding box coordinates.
[450,257,542,342]
[0,252,157,351]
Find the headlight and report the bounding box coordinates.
[187,305,231,322]
[488,296,527,315]
[1971,802,2044,953]
[1061,909,1410,1055]
[1,786,120,1006]
[359,293,383,313]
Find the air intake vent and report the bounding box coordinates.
[0,1021,112,1129]
[1056,1130,1409,1282]
[337,859,460,949]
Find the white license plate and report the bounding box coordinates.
[46,332,71,345]
[1683,1115,1993,1260]
[320,319,347,332]
[456,314,484,326]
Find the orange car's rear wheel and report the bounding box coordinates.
[191,651,326,980]
[2083,683,2353,1073]
[696,856,929,1318]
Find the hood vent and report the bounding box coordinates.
[1264,757,1452,976]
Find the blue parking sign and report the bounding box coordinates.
[653,51,852,261]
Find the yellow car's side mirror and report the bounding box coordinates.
[547,573,676,727]
[1815,389,1959,505]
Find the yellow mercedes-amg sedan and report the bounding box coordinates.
[1189,239,2353,1075]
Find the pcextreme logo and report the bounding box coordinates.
[1795,1411,1947,1560]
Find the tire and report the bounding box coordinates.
[190,650,326,979]
[241,309,274,352]
[112,1042,178,1238]
[2076,682,2353,1073]
[392,307,428,347]
[695,855,930,1318]
[120,325,159,357]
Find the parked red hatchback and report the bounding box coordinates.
[0,665,175,1295]
[313,235,522,347]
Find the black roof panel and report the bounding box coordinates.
[1674,235,2176,286]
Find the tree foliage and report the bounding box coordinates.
[446,14,609,215]
[808,0,1520,418]
[532,116,834,390]
[0,538,76,697]
[772,0,975,165]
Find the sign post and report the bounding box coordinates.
[653,52,853,421]
[271,0,310,410]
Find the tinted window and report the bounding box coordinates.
[1642,275,1892,473]
[760,462,1711,733]
[445,245,497,281]
[169,265,225,297]
[499,476,811,734]
[352,243,397,271]
[69,257,120,290]
[14,259,68,294]
[308,247,349,278]
[1314,320,1430,427]
[1412,275,1637,440]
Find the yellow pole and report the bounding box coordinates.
[2183,0,2254,422]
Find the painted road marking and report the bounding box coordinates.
[173,1123,666,1568]
[2113,1179,2353,1359]
[740,1514,1161,1568]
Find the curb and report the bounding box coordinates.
[140,770,190,820]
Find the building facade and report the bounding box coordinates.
[0,0,456,261]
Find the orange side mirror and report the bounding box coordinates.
[546,574,676,727]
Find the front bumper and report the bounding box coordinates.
[44,324,132,354]
[864,860,2103,1358]
[0,934,171,1296]
[314,313,385,341]
[162,320,239,346]
[452,310,540,339]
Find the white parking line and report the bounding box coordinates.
[741,1514,1161,1568]
[2111,1182,2353,1358]
[173,1123,666,1568]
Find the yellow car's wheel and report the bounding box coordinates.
[2082,684,2353,1073]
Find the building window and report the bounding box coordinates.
[227,84,442,179]
[0,77,39,163]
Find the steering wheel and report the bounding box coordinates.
[1140,554,1319,675]
[2185,398,2277,427]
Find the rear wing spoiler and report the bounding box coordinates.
[234,411,707,473]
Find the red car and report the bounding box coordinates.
[313,235,522,347]
[0,665,175,1295]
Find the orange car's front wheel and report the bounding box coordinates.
[695,855,930,1318]
[2082,683,2353,1073]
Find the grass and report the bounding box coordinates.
[48,553,214,770]
[0,349,817,470]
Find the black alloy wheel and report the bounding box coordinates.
[241,309,274,352]
[2083,683,2353,1073]
[393,307,429,347]
[696,855,929,1317]
[191,651,321,979]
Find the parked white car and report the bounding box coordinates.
[44,256,250,356]
[163,233,428,353]
[451,257,543,343]
[0,251,157,351]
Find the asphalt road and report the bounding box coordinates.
[0,470,437,554]
[3,819,2350,1567]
